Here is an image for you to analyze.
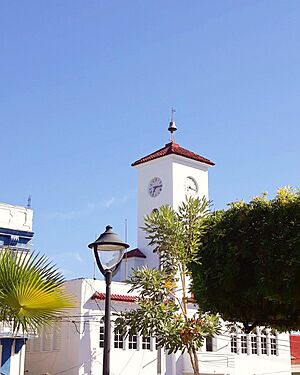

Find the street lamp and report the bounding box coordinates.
[88,225,129,375]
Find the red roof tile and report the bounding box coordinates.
[132,141,215,167]
[290,335,300,365]
[124,248,146,259]
[91,292,136,302]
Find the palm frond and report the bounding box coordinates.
[0,250,75,333]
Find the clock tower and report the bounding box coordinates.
[114,119,214,280]
[130,119,215,270]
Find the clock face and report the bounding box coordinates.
[184,176,198,196]
[148,177,163,198]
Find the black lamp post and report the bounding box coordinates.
[88,225,129,375]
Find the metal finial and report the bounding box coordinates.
[168,107,177,142]
[27,195,32,208]
[170,107,176,122]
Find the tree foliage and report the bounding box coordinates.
[0,250,74,333]
[115,197,220,375]
[190,188,300,332]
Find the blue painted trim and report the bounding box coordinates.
[0,228,34,239]
[0,338,13,375]
[14,338,26,354]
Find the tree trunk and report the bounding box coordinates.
[188,348,200,375]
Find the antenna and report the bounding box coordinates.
[124,219,128,280]
[168,107,177,142]
[93,233,97,280]
[93,261,96,280]
[125,218,128,243]
[27,195,32,208]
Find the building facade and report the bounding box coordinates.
[0,202,33,253]
[0,202,34,375]
[25,127,292,375]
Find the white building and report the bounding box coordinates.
[0,202,34,375]
[0,201,33,253]
[25,125,292,375]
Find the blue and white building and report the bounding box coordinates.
[0,201,33,253]
[0,202,34,375]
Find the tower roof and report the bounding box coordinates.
[124,248,146,259]
[131,141,215,167]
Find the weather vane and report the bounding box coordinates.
[168,107,177,142]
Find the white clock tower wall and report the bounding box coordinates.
[135,154,210,270]
[136,156,174,269]
[171,156,209,211]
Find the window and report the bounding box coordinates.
[42,327,53,352]
[251,336,257,354]
[270,337,277,355]
[261,336,267,354]
[53,323,62,351]
[241,335,247,354]
[128,335,137,350]
[231,335,237,353]
[99,325,105,348]
[206,337,213,352]
[114,330,124,349]
[32,335,41,352]
[142,336,151,350]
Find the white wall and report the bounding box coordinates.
[25,278,159,375]
[134,154,211,270]
[135,157,174,269]
[25,279,292,375]
[0,202,33,232]
[171,155,209,210]
[115,257,145,282]
[25,279,82,375]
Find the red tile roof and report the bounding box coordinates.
[132,141,215,167]
[124,248,146,259]
[290,335,300,365]
[91,292,136,303]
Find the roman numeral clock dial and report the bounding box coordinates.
[148,177,163,198]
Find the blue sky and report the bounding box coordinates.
[1,1,300,279]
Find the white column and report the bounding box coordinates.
[165,352,176,375]
[236,333,241,355]
[275,332,279,356]
[246,334,251,355]
[19,343,26,375]
[256,327,261,356]
[266,329,271,356]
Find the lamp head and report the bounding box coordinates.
[88,225,129,272]
[88,225,129,251]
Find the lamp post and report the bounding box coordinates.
[88,225,129,375]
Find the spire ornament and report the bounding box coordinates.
[27,195,32,208]
[168,107,177,142]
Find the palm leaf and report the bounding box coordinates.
[0,250,75,333]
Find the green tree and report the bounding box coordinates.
[190,187,300,332]
[0,250,74,333]
[115,197,220,375]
